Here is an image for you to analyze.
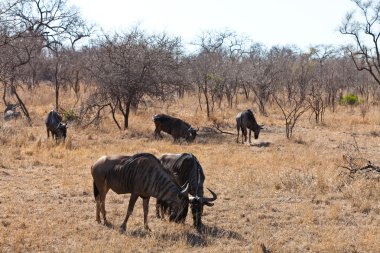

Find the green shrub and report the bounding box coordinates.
[63,109,78,122]
[340,93,360,106]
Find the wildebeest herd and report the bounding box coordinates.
[44,109,262,232]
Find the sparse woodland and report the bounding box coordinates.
[0,0,379,252]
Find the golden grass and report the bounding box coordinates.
[0,85,379,252]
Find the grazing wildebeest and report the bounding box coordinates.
[153,114,198,142]
[236,109,263,144]
[45,110,67,141]
[156,153,217,229]
[91,153,189,233]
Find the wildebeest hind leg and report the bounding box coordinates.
[143,197,151,231]
[96,197,101,223]
[249,130,252,143]
[119,193,139,233]
[99,188,111,227]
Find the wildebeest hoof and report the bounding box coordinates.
[104,221,113,228]
[119,226,126,234]
[144,226,152,232]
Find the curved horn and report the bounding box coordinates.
[180,183,189,195]
[202,188,217,203]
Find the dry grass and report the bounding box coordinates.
[0,85,380,252]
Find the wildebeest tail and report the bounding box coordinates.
[93,180,99,199]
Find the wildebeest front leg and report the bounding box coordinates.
[46,128,50,139]
[248,129,252,143]
[142,197,151,231]
[242,128,247,144]
[154,129,162,139]
[119,194,139,233]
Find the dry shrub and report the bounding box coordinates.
[316,170,329,194]
[302,204,316,224]
[278,169,315,193]
[64,135,74,150]
[328,204,342,221]
[340,177,379,214]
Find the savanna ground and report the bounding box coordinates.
[0,85,379,253]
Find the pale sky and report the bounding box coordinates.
[70,0,357,51]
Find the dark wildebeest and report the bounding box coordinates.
[236,109,263,144]
[153,114,198,142]
[156,153,217,230]
[91,153,190,233]
[45,110,67,141]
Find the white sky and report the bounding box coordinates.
[70,0,357,50]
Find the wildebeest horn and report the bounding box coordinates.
[180,183,189,195]
[202,188,217,203]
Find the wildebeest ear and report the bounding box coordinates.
[260,124,264,129]
[203,202,214,207]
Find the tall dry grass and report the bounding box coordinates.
[0,85,379,252]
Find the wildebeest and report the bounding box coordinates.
[3,103,21,121]
[156,153,217,229]
[91,153,190,233]
[45,110,67,141]
[236,109,263,144]
[153,114,198,142]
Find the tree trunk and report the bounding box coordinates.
[54,62,60,111]
[123,101,130,129]
[2,81,7,106]
[11,82,32,125]
[203,80,211,118]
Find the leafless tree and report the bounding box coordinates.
[243,44,281,116]
[272,47,312,139]
[191,30,245,117]
[85,28,183,129]
[340,0,380,86]
[306,45,336,123]
[0,0,91,122]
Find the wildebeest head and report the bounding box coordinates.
[186,127,198,142]
[253,124,264,139]
[189,188,217,229]
[55,122,67,140]
[168,183,189,223]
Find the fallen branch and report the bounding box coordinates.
[341,155,380,174]
[213,123,235,135]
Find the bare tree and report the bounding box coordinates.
[340,0,380,86]
[0,0,91,118]
[243,44,281,116]
[272,47,311,139]
[85,28,183,129]
[191,30,245,117]
[306,45,337,124]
